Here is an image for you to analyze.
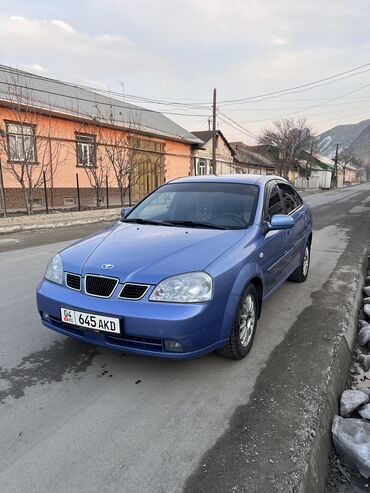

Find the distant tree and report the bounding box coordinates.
[259,117,316,179]
[301,137,320,179]
[338,147,362,183]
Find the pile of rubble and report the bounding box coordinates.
[331,276,370,478]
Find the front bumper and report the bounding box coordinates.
[36,280,228,359]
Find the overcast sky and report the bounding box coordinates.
[0,0,370,142]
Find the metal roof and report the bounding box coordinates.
[230,142,279,168]
[0,65,201,144]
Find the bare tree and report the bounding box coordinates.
[259,117,316,179]
[94,104,164,206]
[338,147,362,183]
[0,70,66,214]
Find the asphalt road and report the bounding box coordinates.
[0,184,369,493]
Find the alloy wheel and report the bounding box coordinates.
[239,294,256,347]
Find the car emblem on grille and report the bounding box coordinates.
[101,263,114,270]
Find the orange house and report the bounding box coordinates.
[0,66,200,212]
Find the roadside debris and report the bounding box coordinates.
[358,325,370,346]
[358,404,370,419]
[332,416,370,478]
[339,390,368,417]
[363,286,370,297]
[359,354,370,372]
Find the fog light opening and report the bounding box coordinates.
[43,312,50,321]
[164,340,184,353]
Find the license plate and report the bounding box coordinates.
[60,308,120,334]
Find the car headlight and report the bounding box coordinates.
[45,254,64,285]
[149,272,213,303]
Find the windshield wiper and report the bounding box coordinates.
[166,220,228,230]
[123,218,172,226]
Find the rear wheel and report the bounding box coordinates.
[290,243,310,282]
[218,284,258,360]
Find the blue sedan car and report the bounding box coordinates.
[36,175,312,360]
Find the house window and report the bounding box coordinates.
[76,134,96,167]
[197,159,207,175]
[6,123,36,163]
[64,197,76,206]
[32,197,42,207]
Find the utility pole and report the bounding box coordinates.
[211,88,217,175]
[0,159,7,218]
[334,143,340,188]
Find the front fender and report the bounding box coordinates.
[219,262,264,342]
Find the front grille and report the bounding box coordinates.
[106,334,164,352]
[85,275,118,298]
[66,273,81,291]
[119,283,150,300]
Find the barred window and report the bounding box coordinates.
[76,134,96,167]
[6,123,36,163]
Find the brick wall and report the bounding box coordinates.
[1,187,123,211]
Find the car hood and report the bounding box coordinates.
[61,222,246,284]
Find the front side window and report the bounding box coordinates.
[278,183,299,214]
[125,182,259,230]
[267,185,284,219]
[76,134,96,167]
[6,123,36,163]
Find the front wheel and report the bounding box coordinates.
[217,284,258,360]
[290,243,310,282]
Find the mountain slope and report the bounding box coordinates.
[317,119,370,159]
[352,124,370,160]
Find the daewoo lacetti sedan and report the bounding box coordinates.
[36,175,312,360]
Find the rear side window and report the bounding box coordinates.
[267,185,284,218]
[278,183,299,214]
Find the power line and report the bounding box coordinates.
[0,65,212,109]
[237,82,370,124]
[3,61,370,112]
[0,79,209,117]
[225,97,370,112]
[217,62,370,105]
[217,115,257,144]
[0,80,209,141]
[218,112,259,139]
[221,67,370,107]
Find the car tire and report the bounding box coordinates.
[289,243,310,283]
[217,284,258,360]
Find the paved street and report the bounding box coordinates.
[0,184,369,493]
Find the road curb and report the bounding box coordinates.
[300,249,369,492]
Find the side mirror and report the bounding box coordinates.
[268,214,294,230]
[121,207,132,220]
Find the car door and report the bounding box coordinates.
[277,182,306,272]
[259,182,287,295]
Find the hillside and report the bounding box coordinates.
[317,119,370,161]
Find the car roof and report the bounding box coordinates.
[169,174,287,186]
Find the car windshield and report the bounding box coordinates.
[124,182,259,230]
